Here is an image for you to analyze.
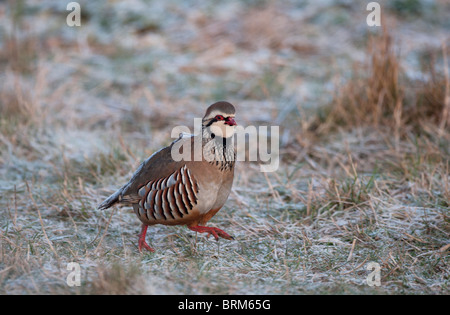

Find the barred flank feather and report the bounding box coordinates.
[137,165,199,222]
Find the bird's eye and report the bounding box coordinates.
[215,115,224,120]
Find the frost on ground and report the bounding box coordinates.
[0,0,449,294]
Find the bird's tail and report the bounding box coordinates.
[98,189,141,210]
[97,189,121,210]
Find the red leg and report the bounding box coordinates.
[188,225,234,241]
[138,224,155,253]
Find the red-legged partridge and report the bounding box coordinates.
[98,101,237,252]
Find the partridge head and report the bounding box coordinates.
[202,101,237,139]
[98,101,237,252]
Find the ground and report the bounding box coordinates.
[0,0,449,294]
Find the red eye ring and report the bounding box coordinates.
[215,115,224,120]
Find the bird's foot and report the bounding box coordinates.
[138,238,155,253]
[138,224,155,253]
[188,225,234,241]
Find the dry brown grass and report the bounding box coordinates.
[0,0,449,295]
[316,25,449,136]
